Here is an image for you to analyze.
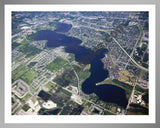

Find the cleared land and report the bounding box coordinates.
[118,70,135,86]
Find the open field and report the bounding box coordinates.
[126,103,148,115]
[22,104,30,112]
[12,65,38,85]
[118,70,136,86]
[12,65,28,82]
[45,82,56,90]
[20,70,38,85]
[46,56,67,72]
[104,110,115,115]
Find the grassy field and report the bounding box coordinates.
[18,43,41,58]
[135,85,148,93]
[12,37,42,58]
[12,65,38,85]
[12,65,28,82]
[22,104,30,112]
[63,64,71,70]
[104,110,115,115]
[46,56,67,72]
[20,70,38,85]
[17,38,29,48]
[77,69,91,80]
[61,88,72,97]
[126,103,148,115]
[45,82,56,89]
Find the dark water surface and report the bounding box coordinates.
[55,23,72,33]
[35,23,128,108]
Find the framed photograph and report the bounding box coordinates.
[1,1,159,128]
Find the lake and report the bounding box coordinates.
[35,23,128,108]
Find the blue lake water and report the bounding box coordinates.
[35,23,128,108]
[55,23,72,33]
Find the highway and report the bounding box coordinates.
[112,38,148,72]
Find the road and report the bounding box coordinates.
[63,86,116,115]
[62,57,116,115]
[77,23,149,72]
[64,58,81,95]
[125,79,138,115]
[125,24,143,69]
[112,38,148,72]
[130,24,143,58]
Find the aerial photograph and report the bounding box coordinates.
[11,11,149,115]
